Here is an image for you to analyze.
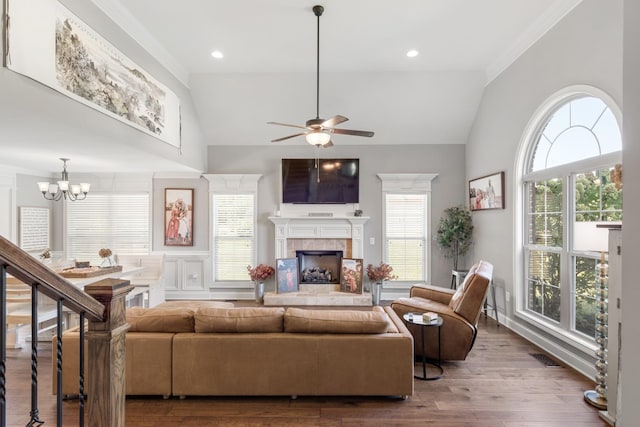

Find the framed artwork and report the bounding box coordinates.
[340,258,364,294]
[468,171,505,211]
[5,0,181,148]
[164,188,194,246]
[276,258,299,293]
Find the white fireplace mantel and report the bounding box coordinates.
[268,216,370,259]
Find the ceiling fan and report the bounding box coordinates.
[268,5,375,148]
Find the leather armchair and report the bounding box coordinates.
[391,260,494,361]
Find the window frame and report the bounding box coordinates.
[515,85,622,354]
[378,173,438,287]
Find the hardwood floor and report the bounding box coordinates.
[4,315,607,426]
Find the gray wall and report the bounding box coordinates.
[208,144,466,286]
[466,0,622,362]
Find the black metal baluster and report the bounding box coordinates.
[79,311,85,427]
[26,286,43,426]
[56,299,63,427]
[1,264,7,427]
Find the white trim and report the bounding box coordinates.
[202,174,262,192]
[503,315,595,379]
[513,85,622,370]
[485,0,583,85]
[377,173,438,192]
[91,0,190,87]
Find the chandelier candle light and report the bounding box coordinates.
[247,264,275,304]
[37,158,90,201]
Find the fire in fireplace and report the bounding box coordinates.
[296,250,343,284]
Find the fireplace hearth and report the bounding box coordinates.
[296,250,342,284]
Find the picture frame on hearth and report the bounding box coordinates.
[340,258,364,294]
[276,258,299,293]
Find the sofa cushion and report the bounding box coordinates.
[284,308,391,334]
[154,301,234,309]
[126,307,195,333]
[194,307,285,333]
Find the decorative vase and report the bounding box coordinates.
[255,281,265,304]
[372,281,384,306]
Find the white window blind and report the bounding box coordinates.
[66,193,150,265]
[213,194,255,281]
[385,193,426,281]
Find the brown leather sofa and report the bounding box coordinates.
[54,302,414,398]
[391,260,494,361]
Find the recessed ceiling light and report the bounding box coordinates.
[211,50,224,59]
[406,50,419,58]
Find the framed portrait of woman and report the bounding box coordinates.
[276,258,299,293]
[164,188,194,246]
[340,258,363,294]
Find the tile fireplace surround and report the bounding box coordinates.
[266,214,371,306]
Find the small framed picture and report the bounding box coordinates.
[340,258,364,294]
[164,188,194,246]
[276,258,299,293]
[468,171,505,211]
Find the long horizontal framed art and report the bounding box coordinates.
[468,171,505,211]
[5,0,181,148]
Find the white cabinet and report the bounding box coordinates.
[164,253,211,300]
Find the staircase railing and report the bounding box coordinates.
[0,235,132,427]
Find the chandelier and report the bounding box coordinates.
[37,158,91,201]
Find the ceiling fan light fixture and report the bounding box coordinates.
[406,49,419,58]
[306,130,331,146]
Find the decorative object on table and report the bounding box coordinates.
[99,248,115,267]
[40,248,52,261]
[366,262,398,305]
[247,263,275,303]
[164,188,194,247]
[574,222,611,410]
[468,171,505,211]
[59,265,123,278]
[436,206,473,270]
[341,258,364,294]
[276,258,299,294]
[5,0,181,148]
[37,158,90,202]
[75,261,91,268]
[354,209,363,217]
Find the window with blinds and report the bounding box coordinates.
[213,194,255,281]
[384,193,427,281]
[66,193,150,265]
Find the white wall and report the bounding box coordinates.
[466,0,622,370]
[621,1,640,425]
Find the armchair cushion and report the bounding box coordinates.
[410,284,455,305]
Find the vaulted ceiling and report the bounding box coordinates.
[1,0,583,173]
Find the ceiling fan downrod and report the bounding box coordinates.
[313,5,323,120]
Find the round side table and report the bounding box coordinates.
[403,312,444,381]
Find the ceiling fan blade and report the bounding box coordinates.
[321,115,349,128]
[322,140,334,148]
[267,121,309,130]
[331,128,375,137]
[271,132,307,142]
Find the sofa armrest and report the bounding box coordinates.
[409,284,455,305]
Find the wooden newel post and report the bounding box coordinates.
[84,278,133,427]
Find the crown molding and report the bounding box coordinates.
[91,0,190,88]
[484,0,583,85]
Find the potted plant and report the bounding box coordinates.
[436,206,473,271]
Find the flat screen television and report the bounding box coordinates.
[282,158,359,204]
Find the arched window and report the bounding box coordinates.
[517,87,621,345]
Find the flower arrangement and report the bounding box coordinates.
[366,262,398,282]
[247,264,275,282]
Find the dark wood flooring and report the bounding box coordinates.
[4,314,607,426]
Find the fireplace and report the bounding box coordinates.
[296,250,343,284]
